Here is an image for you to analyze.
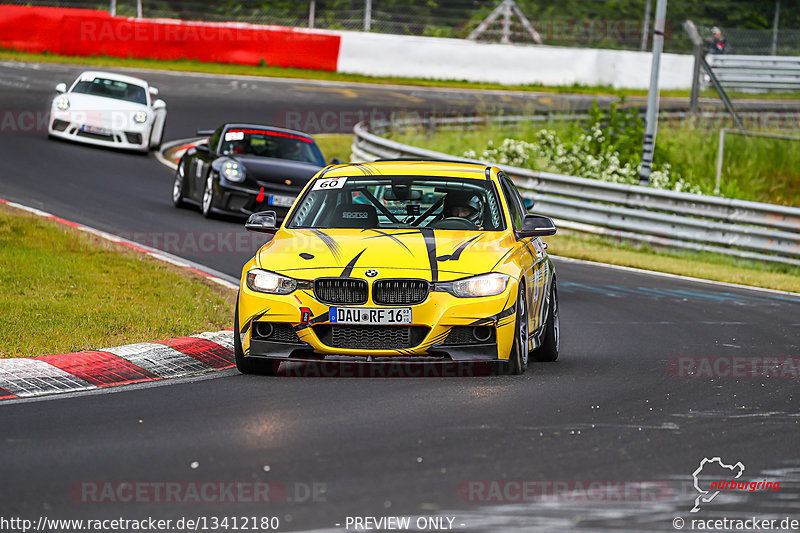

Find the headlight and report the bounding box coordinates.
[246,269,296,295]
[451,273,510,298]
[55,96,70,111]
[222,160,245,182]
[133,110,148,124]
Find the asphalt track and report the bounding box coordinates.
[1,62,800,532]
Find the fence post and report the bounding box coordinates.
[109,0,116,16]
[640,0,652,51]
[364,0,372,31]
[639,0,668,186]
[309,0,315,29]
[771,0,780,56]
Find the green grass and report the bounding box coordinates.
[388,121,800,206]
[3,48,800,101]
[0,202,235,358]
[315,133,354,163]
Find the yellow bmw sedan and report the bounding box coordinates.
[235,160,559,375]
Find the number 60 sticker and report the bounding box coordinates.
[312,177,348,191]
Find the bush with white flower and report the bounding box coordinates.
[463,103,702,194]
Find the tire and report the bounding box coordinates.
[504,284,529,375]
[172,162,186,208]
[531,278,560,362]
[201,174,216,218]
[151,122,164,150]
[234,295,279,376]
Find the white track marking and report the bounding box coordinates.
[194,331,235,351]
[0,359,95,397]
[551,255,800,299]
[102,343,212,378]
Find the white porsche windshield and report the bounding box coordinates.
[288,176,505,231]
[71,78,148,105]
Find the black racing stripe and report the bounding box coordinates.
[302,289,320,303]
[467,290,515,326]
[362,229,412,254]
[419,228,438,283]
[419,330,451,349]
[311,311,330,325]
[437,234,482,262]
[490,248,514,271]
[385,230,424,237]
[241,307,271,334]
[310,229,342,263]
[340,249,367,277]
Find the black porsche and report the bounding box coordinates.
[172,123,335,219]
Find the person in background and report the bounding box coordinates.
[708,26,727,54]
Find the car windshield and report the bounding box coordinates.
[288,176,505,231]
[71,78,148,105]
[219,128,325,166]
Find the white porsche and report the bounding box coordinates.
[48,71,167,152]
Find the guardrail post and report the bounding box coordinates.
[715,129,727,195]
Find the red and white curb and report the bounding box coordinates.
[0,331,236,400]
[1,197,242,401]
[157,137,205,170]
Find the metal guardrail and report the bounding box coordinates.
[351,117,800,266]
[707,55,800,92]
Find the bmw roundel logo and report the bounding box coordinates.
[365,269,378,278]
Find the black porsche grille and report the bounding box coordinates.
[314,278,368,305]
[372,279,429,305]
[313,325,428,350]
[76,130,114,141]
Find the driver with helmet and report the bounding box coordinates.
[442,190,484,230]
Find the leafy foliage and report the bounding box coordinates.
[463,102,701,194]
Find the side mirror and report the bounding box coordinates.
[152,99,166,110]
[196,129,215,136]
[245,211,278,234]
[516,214,556,238]
[55,83,67,93]
[149,86,159,96]
[329,157,342,165]
[522,197,534,210]
[195,142,210,153]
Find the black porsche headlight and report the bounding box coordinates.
[222,160,245,183]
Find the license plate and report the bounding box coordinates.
[81,124,111,136]
[268,194,295,207]
[329,307,412,325]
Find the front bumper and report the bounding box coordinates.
[216,181,299,219]
[48,112,149,152]
[238,278,518,362]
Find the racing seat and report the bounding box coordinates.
[329,203,379,229]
